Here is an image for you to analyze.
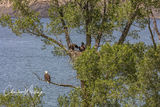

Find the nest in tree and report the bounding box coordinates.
[69,50,82,61]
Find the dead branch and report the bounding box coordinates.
[33,72,77,88]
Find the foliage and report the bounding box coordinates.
[52,46,67,56]
[0,0,159,50]
[0,87,43,107]
[58,43,160,106]
[0,0,160,106]
[135,46,160,107]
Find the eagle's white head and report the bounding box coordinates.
[45,71,48,74]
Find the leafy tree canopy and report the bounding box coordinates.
[59,43,160,106]
[0,0,159,54]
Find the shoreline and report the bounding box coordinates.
[0,0,50,18]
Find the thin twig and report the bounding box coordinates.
[33,72,77,88]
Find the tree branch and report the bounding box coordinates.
[95,32,102,50]
[118,5,139,45]
[26,29,68,53]
[94,0,107,50]
[54,0,71,48]
[147,18,157,50]
[150,10,160,41]
[33,72,77,88]
[11,0,70,53]
[85,1,92,48]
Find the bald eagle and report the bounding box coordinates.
[44,71,51,83]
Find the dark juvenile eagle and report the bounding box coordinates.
[79,42,85,52]
[69,43,79,50]
[44,71,51,83]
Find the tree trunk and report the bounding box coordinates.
[55,0,71,48]
[81,80,90,107]
[59,9,71,49]
[95,32,102,49]
[85,1,92,48]
[86,26,91,47]
[148,18,157,50]
[118,9,138,44]
[94,0,107,50]
[151,11,160,41]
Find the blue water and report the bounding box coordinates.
[0,26,80,106]
[0,19,160,106]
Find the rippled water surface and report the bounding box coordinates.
[0,27,80,107]
[0,19,160,106]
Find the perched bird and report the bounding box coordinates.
[69,43,79,50]
[79,42,85,52]
[44,71,51,83]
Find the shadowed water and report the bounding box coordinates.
[0,19,160,106]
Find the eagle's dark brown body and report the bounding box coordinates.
[44,72,51,83]
[69,43,79,50]
[79,42,85,52]
[69,42,85,52]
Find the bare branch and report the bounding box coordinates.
[33,72,77,88]
[26,29,68,53]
